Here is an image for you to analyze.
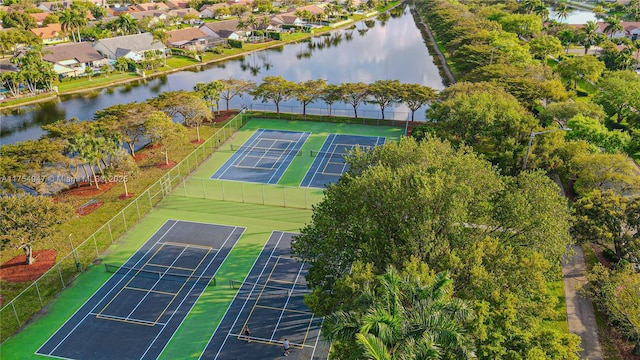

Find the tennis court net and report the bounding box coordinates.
[105,263,216,286]
[230,145,302,157]
[310,146,375,158]
[229,279,308,295]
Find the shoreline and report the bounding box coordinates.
[0,4,400,112]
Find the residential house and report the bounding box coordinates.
[166,0,190,9]
[570,21,640,40]
[167,8,202,22]
[29,12,50,27]
[199,19,247,40]
[129,2,170,12]
[30,23,68,44]
[226,0,253,7]
[92,32,166,61]
[166,27,224,51]
[128,9,168,25]
[292,4,325,17]
[270,13,303,30]
[42,42,107,78]
[200,3,230,18]
[37,1,71,12]
[624,22,640,40]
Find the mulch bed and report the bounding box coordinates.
[118,193,135,200]
[133,153,148,162]
[191,139,205,144]
[0,250,57,282]
[61,181,118,197]
[157,161,177,170]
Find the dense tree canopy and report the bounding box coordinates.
[293,137,577,359]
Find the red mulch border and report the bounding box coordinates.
[61,181,118,197]
[157,161,177,170]
[118,193,135,200]
[0,250,57,282]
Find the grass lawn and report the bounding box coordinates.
[543,279,569,333]
[57,72,140,93]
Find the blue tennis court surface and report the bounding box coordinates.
[200,231,327,360]
[211,129,310,184]
[300,134,385,188]
[37,220,244,360]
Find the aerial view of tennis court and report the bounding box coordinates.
[1,118,401,360]
[200,231,324,360]
[37,220,245,360]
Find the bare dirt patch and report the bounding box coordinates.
[0,250,57,282]
[133,153,148,162]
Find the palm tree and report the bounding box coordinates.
[114,14,138,35]
[555,2,569,22]
[582,20,598,54]
[325,267,475,360]
[71,9,88,42]
[247,14,258,38]
[592,5,607,19]
[151,29,168,65]
[604,16,623,39]
[58,9,77,42]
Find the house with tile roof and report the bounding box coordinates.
[42,42,108,77]
[30,23,68,44]
[200,3,231,18]
[29,12,50,26]
[166,0,190,9]
[199,19,248,40]
[129,2,170,12]
[92,32,166,61]
[166,27,224,51]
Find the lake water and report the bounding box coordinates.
[548,6,597,24]
[1,6,444,145]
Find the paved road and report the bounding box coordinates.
[563,245,604,360]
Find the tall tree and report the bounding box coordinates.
[294,79,327,115]
[104,148,139,198]
[219,78,256,111]
[580,20,599,54]
[0,195,72,265]
[94,102,155,157]
[0,139,65,194]
[194,80,224,113]
[366,79,401,120]
[604,15,623,39]
[573,189,640,261]
[556,55,605,89]
[320,83,343,116]
[399,83,436,121]
[251,76,296,114]
[144,111,188,165]
[339,82,369,118]
[571,152,640,196]
[592,70,640,124]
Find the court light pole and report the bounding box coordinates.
[522,127,571,170]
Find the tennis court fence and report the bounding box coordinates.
[174,178,324,209]
[0,110,249,342]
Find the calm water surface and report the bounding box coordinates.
[1,6,444,144]
[548,6,598,24]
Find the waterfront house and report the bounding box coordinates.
[42,42,107,78]
[92,33,166,61]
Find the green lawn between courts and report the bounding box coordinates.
[0,119,401,359]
